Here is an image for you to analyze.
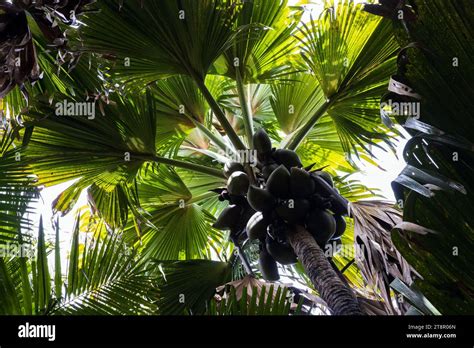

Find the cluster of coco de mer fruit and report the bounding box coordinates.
[213,129,348,281]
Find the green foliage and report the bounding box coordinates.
[0,122,37,244]
[207,284,302,315]
[80,0,241,83]
[284,0,399,152]
[393,0,474,141]
[390,278,441,315]
[153,260,231,315]
[3,0,466,316]
[222,0,303,83]
[0,216,158,315]
[271,73,325,134]
[392,190,474,314]
[24,91,157,188]
[385,0,474,314]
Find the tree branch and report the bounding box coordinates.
[194,77,247,151]
[285,99,334,151]
[150,155,226,179]
[235,69,254,146]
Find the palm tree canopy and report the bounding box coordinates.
[1,0,471,315]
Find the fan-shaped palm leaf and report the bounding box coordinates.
[54,219,158,315]
[285,0,399,154]
[222,0,303,83]
[152,259,231,315]
[209,278,301,315]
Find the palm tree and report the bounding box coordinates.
[0,0,434,315]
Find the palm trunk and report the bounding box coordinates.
[287,225,364,315]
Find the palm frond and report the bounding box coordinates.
[271,73,325,134]
[349,200,415,314]
[55,216,158,315]
[24,91,157,188]
[118,164,226,260]
[80,0,241,84]
[0,257,23,314]
[392,189,474,314]
[131,203,223,261]
[1,213,159,315]
[286,0,399,154]
[222,0,303,83]
[209,276,302,315]
[152,259,231,315]
[385,0,474,140]
[0,148,37,244]
[381,0,474,314]
[390,278,441,315]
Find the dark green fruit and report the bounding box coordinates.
[213,205,242,230]
[329,196,349,216]
[237,205,256,232]
[333,215,346,239]
[314,170,333,187]
[227,171,249,196]
[275,199,310,223]
[273,149,302,169]
[311,174,333,197]
[247,185,276,212]
[266,164,290,198]
[312,175,349,215]
[266,236,297,265]
[246,212,269,240]
[290,167,315,198]
[306,209,336,246]
[262,163,278,180]
[223,162,245,178]
[253,129,272,155]
[259,248,280,281]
